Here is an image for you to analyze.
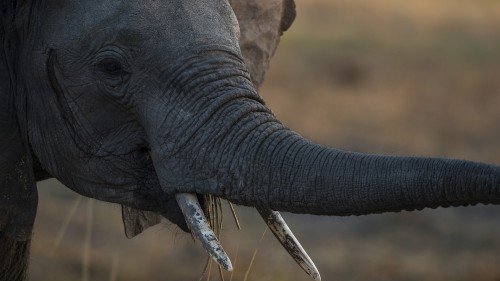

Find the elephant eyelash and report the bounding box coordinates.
[93,45,134,73]
[95,58,130,76]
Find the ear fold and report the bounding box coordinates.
[0,4,38,241]
[230,0,296,88]
[122,195,189,238]
[122,206,162,238]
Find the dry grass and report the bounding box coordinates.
[30,1,500,280]
[263,0,500,162]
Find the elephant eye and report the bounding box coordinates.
[96,58,128,76]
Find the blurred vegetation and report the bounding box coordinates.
[30,0,500,280]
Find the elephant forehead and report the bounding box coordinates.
[43,0,135,46]
[42,0,239,50]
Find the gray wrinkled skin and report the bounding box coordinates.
[2,0,500,279]
[28,0,244,208]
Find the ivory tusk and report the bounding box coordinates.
[257,207,321,281]
[175,193,233,271]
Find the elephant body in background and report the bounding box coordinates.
[1,0,500,280]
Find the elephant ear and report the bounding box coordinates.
[230,0,296,88]
[121,196,189,238]
[0,3,38,241]
[121,206,162,239]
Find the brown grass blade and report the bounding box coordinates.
[243,227,267,281]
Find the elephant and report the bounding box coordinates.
[2,0,500,280]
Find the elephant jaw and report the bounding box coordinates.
[175,193,321,280]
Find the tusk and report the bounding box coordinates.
[175,193,233,271]
[257,207,321,281]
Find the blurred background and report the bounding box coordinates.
[30,0,500,280]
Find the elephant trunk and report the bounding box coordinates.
[227,130,500,215]
[145,49,500,274]
[146,52,500,226]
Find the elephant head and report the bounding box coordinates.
[2,0,500,280]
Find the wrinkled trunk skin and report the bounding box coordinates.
[222,129,500,215]
[145,50,276,198]
[147,60,500,217]
[0,231,31,281]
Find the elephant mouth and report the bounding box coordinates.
[143,151,320,279]
[175,192,320,280]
